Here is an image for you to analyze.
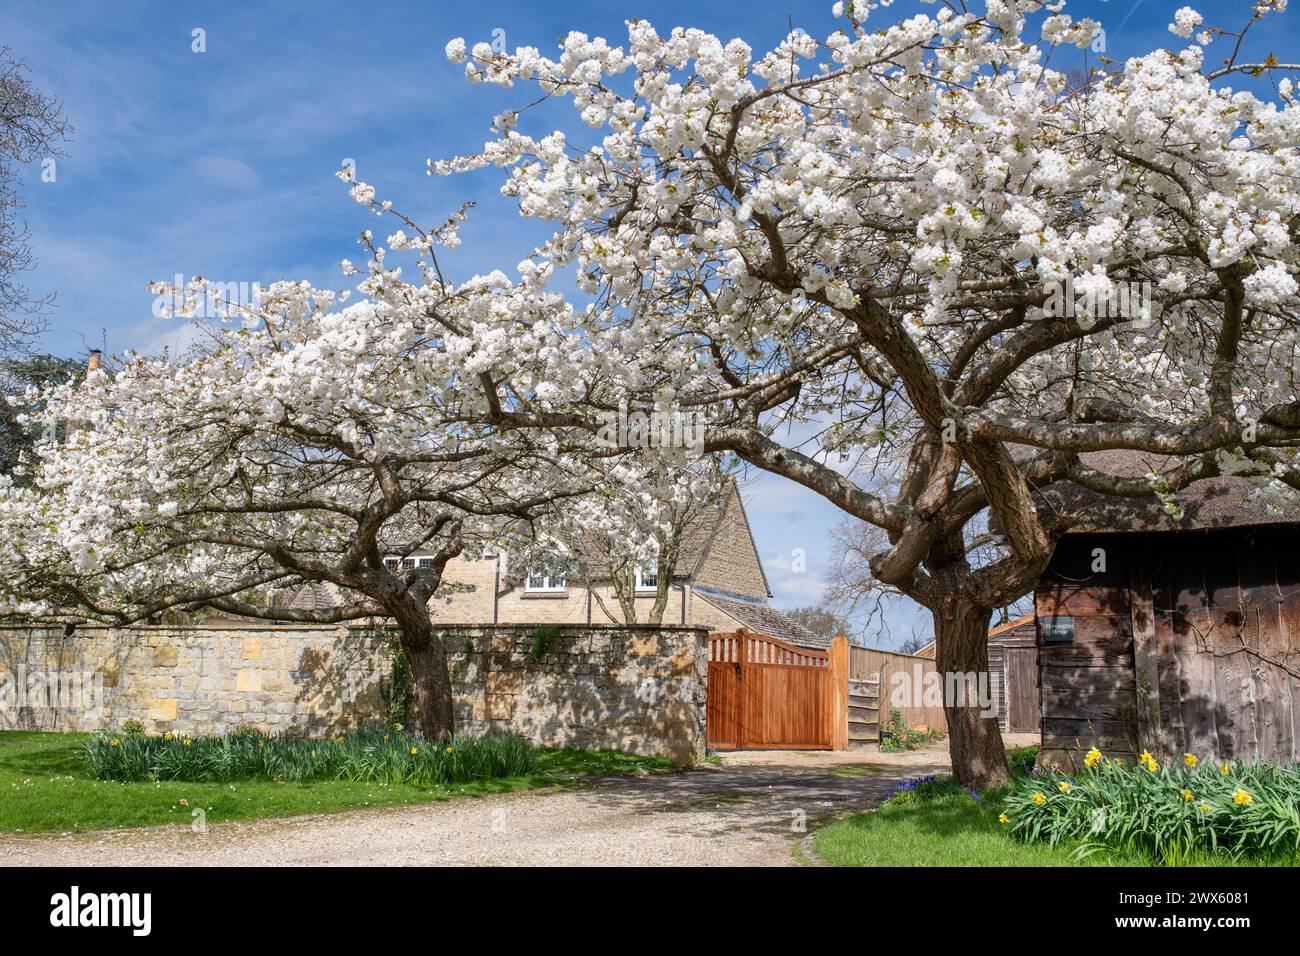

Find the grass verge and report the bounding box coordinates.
[0,730,675,834]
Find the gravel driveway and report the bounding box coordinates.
[1,748,951,867]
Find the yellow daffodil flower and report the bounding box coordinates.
[410,747,418,755]
[1183,754,1198,767]
[1033,792,1046,805]
[110,738,120,746]
[1221,763,1232,775]
[1182,789,1193,802]
[998,813,1009,824]
[1233,789,1252,806]
[1058,782,1071,793]
[1200,803,1212,812]
[1084,746,1102,768]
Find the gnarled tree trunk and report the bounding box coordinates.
[934,596,1009,790]
[390,599,455,740]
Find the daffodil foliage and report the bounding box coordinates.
[429,0,1300,784]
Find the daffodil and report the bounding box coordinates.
[183,739,192,747]
[445,746,454,754]
[998,813,1009,824]
[1200,803,1212,812]
[1221,762,1232,775]
[1084,746,1102,768]
[410,747,419,756]
[1181,789,1193,802]
[1058,782,1072,793]
[110,738,120,746]
[1233,789,1253,806]
[1033,792,1046,806]
[1183,753,1198,767]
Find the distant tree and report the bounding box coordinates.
[785,602,854,645]
[898,634,929,656]
[0,352,82,476]
[0,48,72,352]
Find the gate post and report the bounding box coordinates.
[829,635,849,751]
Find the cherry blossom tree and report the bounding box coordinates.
[568,459,726,626]
[434,0,1300,786]
[0,276,598,740]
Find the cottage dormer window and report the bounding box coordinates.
[634,567,658,591]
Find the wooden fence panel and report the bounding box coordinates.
[849,645,948,734]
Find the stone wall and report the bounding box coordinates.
[449,625,706,762]
[0,622,707,763]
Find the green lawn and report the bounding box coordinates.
[0,730,675,834]
[812,774,1298,867]
[812,784,1141,866]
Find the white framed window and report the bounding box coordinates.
[634,567,659,591]
[525,572,567,593]
[384,556,436,571]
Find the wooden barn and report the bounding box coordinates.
[1031,454,1300,770]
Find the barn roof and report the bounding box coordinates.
[1028,450,1299,534]
[912,613,1036,659]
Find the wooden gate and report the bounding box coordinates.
[706,630,847,750]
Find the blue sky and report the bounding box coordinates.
[8,1,1294,646]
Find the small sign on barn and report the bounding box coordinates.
[1040,616,1075,643]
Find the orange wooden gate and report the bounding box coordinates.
[707,630,847,750]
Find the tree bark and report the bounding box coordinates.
[390,600,455,740]
[934,597,1010,790]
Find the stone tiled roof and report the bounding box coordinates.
[694,591,831,650]
[275,581,342,612]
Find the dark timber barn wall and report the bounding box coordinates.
[1035,525,1300,770]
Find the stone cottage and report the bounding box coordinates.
[285,480,825,649]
